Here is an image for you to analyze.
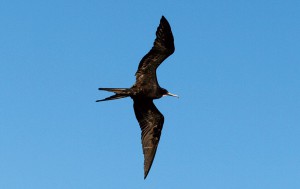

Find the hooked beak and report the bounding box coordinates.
[165,92,179,98]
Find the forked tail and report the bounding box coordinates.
[96,88,131,102]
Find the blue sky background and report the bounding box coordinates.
[1,0,299,188]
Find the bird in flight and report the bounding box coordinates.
[96,16,177,179]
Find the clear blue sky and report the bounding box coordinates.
[1,0,299,188]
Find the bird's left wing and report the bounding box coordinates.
[133,99,164,179]
[135,16,175,86]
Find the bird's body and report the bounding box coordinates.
[97,16,177,179]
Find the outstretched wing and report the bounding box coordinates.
[133,99,164,179]
[135,16,175,86]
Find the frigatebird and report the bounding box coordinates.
[96,16,177,179]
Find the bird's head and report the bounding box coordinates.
[161,88,179,98]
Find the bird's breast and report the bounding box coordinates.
[130,86,162,100]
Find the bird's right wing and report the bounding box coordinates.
[135,16,175,86]
[133,99,164,179]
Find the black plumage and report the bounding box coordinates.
[96,16,177,179]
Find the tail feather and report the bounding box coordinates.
[98,88,129,93]
[96,88,131,102]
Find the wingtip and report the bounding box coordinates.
[144,171,149,179]
[161,15,167,22]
